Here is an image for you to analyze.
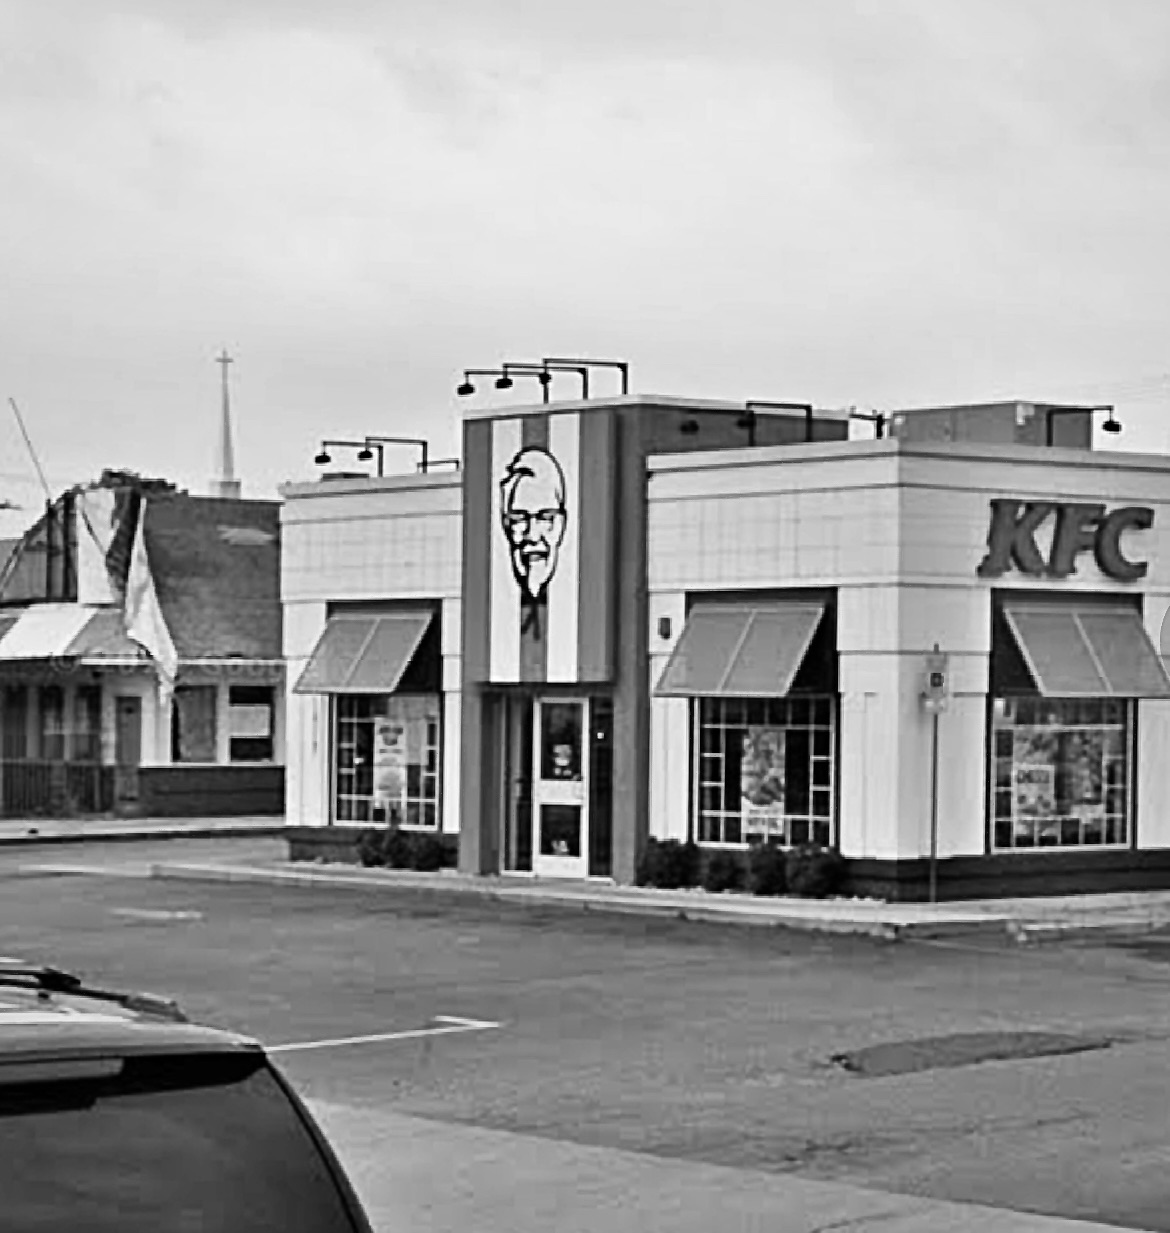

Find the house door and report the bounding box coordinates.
[114,696,142,805]
[532,698,589,879]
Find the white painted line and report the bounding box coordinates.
[268,1015,501,1055]
[109,908,204,922]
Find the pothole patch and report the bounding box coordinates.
[829,1030,1113,1078]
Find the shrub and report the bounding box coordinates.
[636,838,700,889]
[747,840,788,897]
[785,843,847,898]
[380,825,416,870]
[356,829,385,867]
[410,832,448,872]
[702,849,745,894]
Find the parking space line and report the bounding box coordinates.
[268,1015,502,1054]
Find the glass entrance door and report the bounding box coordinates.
[533,698,589,878]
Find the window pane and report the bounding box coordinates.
[335,693,441,829]
[692,694,836,848]
[173,686,219,764]
[989,696,1130,852]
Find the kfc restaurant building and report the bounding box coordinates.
[283,395,1170,900]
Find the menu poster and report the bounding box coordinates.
[741,726,786,809]
[1013,763,1056,820]
[373,719,407,813]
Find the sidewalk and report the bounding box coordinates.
[315,1101,1156,1233]
[147,856,1170,943]
[0,816,287,846]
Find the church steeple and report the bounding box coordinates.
[210,348,242,499]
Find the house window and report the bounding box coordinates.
[71,686,102,762]
[228,686,275,763]
[172,686,218,763]
[694,696,835,847]
[39,686,65,761]
[2,687,28,759]
[335,694,440,827]
[990,697,1131,850]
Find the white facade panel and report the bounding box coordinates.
[1138,700,1170,849]
[647,590,689,844]
[442,690,462,835]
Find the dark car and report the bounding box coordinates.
[0,958,374,1233]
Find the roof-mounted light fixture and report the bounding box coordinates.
[739,401,815,447]
[541,357,630,396]
[457,367,550,404]
[315,439,377,473]
[1045,404,1122,447]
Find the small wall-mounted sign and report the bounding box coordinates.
[977,499,1153,582]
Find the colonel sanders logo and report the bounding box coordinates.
[500,448,567,625]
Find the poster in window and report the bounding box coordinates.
[740,726,786,839]
[373,719,407,814]
[1013,763,1056,820]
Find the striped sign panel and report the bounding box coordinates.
[462,409,615,684]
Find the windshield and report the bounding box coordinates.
[0,1051,364,1233]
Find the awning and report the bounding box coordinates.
[654,602,825,698]
[1002,601,1170,698]
[0,604,135,663]
[294,611,433,695]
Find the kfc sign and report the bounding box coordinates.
[977,499,1153,582]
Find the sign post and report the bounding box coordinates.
[922,645,949,903]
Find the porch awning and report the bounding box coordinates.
[654,601,826,698]
[1002,601,1170,698]
[0,604,135,663]
[294,611,433,695]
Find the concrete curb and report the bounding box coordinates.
[0,825,287,847]
[148,862,1019,940]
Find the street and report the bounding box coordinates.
[3,838,1170,1231]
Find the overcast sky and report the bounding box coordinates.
[3,0,1170,537]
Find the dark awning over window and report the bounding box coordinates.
[1002,601,1170,698]
[294,611,433,695]
[654,602,826,698]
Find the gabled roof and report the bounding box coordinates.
[143,494,282,660]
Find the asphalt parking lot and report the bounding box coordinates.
[4,838,1170,1232]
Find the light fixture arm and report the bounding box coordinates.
[848,409,886,440]
[364,435,429,473]
[502,360,588,400]
[741,400,815,446]
[542,357,630,395]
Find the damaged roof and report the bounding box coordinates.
[143,494,282,660]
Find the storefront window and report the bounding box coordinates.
[990,697,1131,851]
[694,696,835,847]
[335,694,440,827]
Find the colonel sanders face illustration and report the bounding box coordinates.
[500,447,567,603]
